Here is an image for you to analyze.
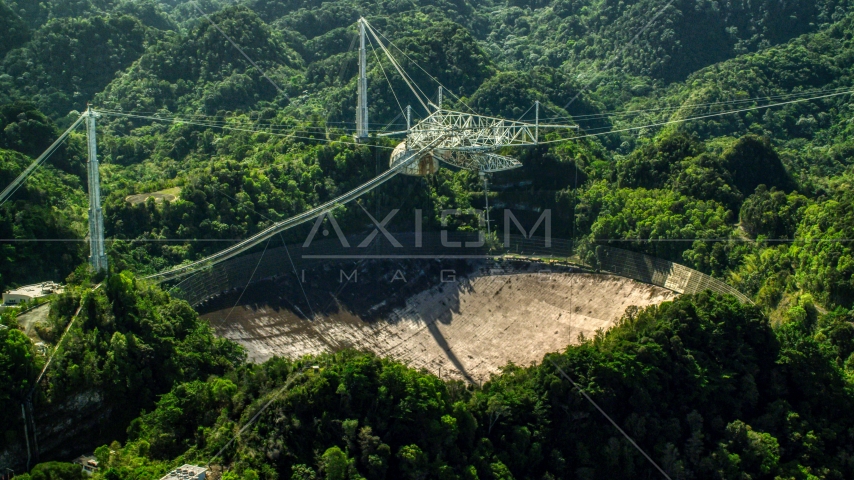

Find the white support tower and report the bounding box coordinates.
[355,18,369,142]
[85,106,108,273]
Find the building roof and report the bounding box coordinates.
[160,465,207,480]
[3,282,62,298]
[72,455,98,467]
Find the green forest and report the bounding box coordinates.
[2,0,854,478]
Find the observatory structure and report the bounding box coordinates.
[0,15,577,283]
[352,17,557,176]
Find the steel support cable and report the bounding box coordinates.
[360,20,431,113]
[561,0,677,111]
[278,232,317,320]
[536,88,854,144]
[220,236,271,325]
[548,358,673,479]
[0,114,86,208]
[206,366,308,468]
[100,113,378,144]
[31,282,104,391]
[96,110,397,150]
[197,184,318,321]
[165,267,204,297]
[536,103,580,132]
[337,32,360,82]
[99,110,399,134]
[540,85,854,123]
[96,83,851,129]
[95,107,321,127]
[366,33,408,122]
[101,84,842,122]
[380,112,404,132]
[515,103,535,122]
[145,136,445,282]
[190,0,288,98]
[102,86,840,134]
[367,23,432,113]
[365,20,477,114]
[95,110,345,133]
[95,107,390,129]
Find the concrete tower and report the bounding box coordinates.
[355,18,369,142]
[86,106,108,273]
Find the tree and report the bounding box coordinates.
[0,326,37,429]
[739,185,808,238]
[722,135,796,195]
[26,462,83,480]
[397,444,428,480]
[0,1,29,58]
[669,152,742,210]
[616,133,702,189]
[319,447,351,480]
[794,184,854,306]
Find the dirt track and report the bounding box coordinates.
[17,303,49,343]
[199,261,676,383]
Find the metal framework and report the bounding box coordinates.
[402,108,538,172]
[435,149,522,172]
[359,19,561,174]
[408,108,539,152]
[140,17,576,280]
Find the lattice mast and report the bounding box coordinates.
[355,18,369,142]
[85,106,108,273]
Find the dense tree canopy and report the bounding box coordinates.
[3,0,854,477]
[0,271,245,455]
[49,292,854,480]
[1,14,152,117]
[0,147,86,289]
[0,1,29,58]
[0,317,38,431]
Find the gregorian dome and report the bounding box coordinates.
[390,141,440,176]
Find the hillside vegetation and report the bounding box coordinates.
[2,0,854,478]
[6,281,854,479]
[0,0,851,313]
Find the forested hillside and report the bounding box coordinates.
[3,0,854,478]
[6,281,854,479]
[1,0,851,307]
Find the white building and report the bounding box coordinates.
[1,282,62,310]
[160,465,207,480]
[72,455,99,475]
